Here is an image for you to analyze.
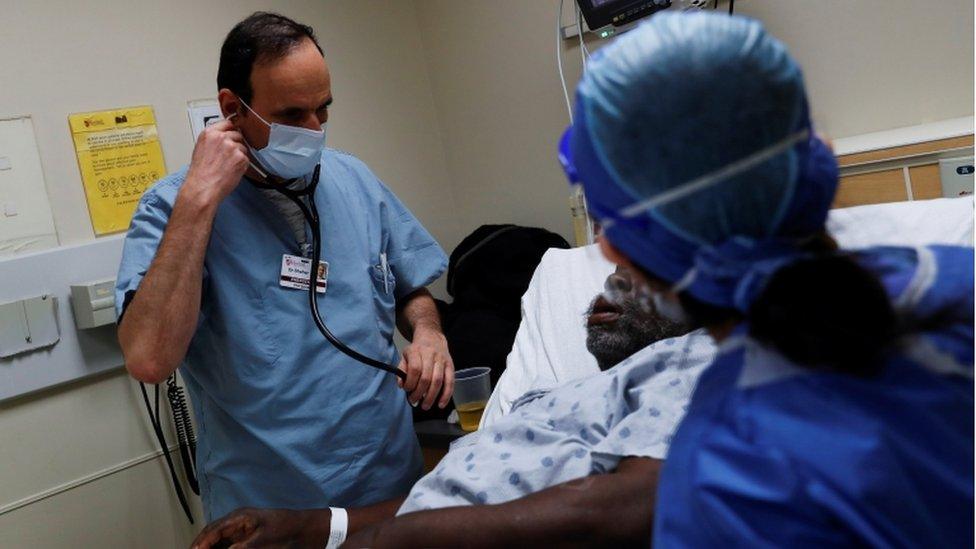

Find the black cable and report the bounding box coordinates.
[167,375,200,495]
[307,205,405,378]
[153,383,160,425]
[728,0,734,14]
[251,165,406,380]
[140,381,195,524]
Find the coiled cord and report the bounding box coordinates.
[140,380,196,523]
[166,375,200,495]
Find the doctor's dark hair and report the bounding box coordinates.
[217,12,323,103]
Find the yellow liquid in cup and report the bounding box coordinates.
[456,400,487,432]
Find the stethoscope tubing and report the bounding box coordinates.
[249,164,407,380]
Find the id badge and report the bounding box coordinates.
[280,254,328,294]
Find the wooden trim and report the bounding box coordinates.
[837,135,974,167]
[833,168,908,208]
[909,164,943,201]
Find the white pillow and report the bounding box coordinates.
[480,244,613,427]
[828,197,973,248]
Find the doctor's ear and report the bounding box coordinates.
[217,88,243,121]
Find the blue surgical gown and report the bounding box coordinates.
[116,149,448,521]
[655,245,974,547]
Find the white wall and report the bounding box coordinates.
[414,0,975,245]
[0,1,458,547]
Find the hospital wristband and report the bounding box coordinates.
[325,507,348,549]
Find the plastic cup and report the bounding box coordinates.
[453,367,492,432]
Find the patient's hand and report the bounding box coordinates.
[190,507,329,549]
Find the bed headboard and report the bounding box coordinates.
[833,122,974,208]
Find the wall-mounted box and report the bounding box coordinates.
[70,279,117,329]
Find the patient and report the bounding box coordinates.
[192,267,704,548]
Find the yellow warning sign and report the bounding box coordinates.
[69,106,166,235]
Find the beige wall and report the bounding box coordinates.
[0,1,457,547]
[0,0,460,253]
[733,0,975,139]
[0,372,205,546]
[414,0,582,243]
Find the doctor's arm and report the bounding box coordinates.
[395,288,455,409]
[118,121,248,384]
[346,457,661,548]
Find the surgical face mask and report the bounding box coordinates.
[239,99,326,180]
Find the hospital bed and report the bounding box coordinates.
[481,197,975,427]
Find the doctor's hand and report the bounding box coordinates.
[398,326,455,411]
[183,120,249,207]
[190,507,329,549]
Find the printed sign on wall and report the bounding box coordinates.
[68,106,166,235]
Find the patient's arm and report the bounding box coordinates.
[343,457,661,548]
[190,497,404,549]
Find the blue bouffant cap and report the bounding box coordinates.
[559,12,838,311]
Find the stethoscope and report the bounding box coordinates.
[247,162,407,381]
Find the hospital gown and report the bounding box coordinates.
[398,331,713,514]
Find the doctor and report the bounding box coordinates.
[561,13,973,547]
[116,12,454,521]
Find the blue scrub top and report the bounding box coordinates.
[655,245,974,547]
[116,149,448,521]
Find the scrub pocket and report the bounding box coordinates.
[370,254,398,341]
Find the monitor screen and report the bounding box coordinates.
[577,0,671,30]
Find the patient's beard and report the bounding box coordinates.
[585,298,687,371]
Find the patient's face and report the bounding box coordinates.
[585,266,687,371]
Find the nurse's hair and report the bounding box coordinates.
[746,253,898,375]
[218,12,323,104]
[673,236,899,376]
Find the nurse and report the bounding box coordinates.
[116,12,454,521]
[561,12,973,546]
